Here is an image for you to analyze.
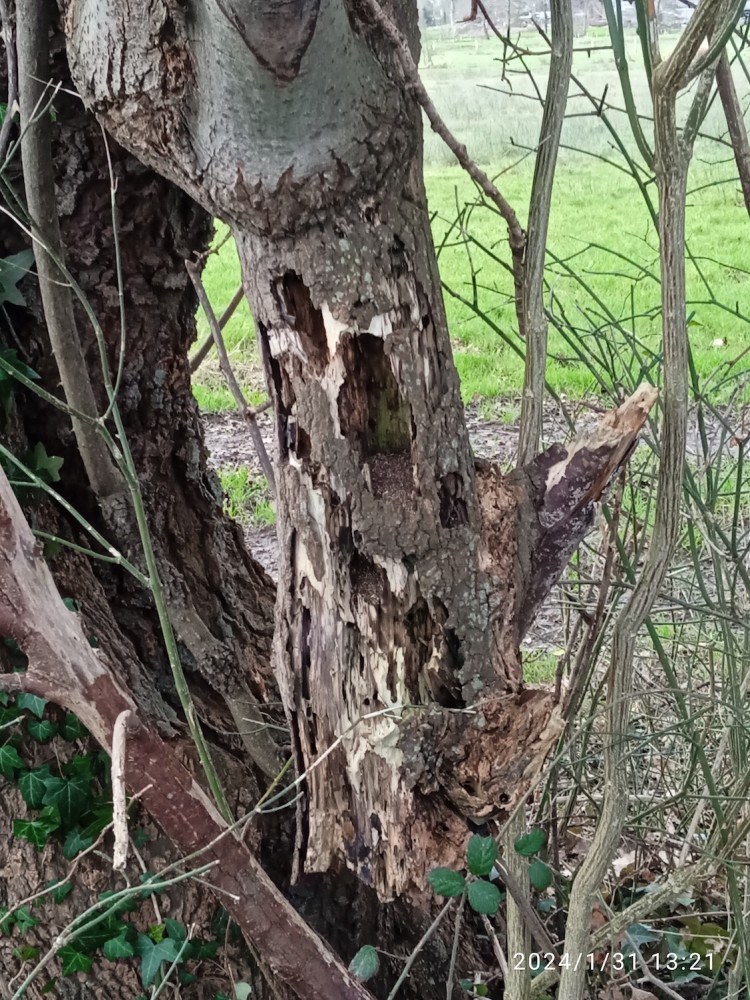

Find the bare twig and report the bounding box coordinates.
[517,0,573,465]
[354,0,527,334]
[716,51,750,215]
[190,284,245,373]
[16,0,124,501]
[186,260,276,494]
[0,0,17,164]
[111,709,132,871]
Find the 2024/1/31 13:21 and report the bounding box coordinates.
[512,951,718,973]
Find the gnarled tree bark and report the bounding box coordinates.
[61,0,656,904]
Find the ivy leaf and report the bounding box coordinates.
[0,252,36,308]
[14,907,39,934]
[103,934,135,960]
[428,867,466,898]
[27,718,58,743]
[466,835,497,877]
[528,859,553,892]
[0,743,24,778]
[189,939,220,960]
[514,828,546,857]
[0,908,14,934]
[61,714,88,742]
[14,817,59,850]
[27,442,64,484]
[179,971,197,986]
[43,776,90,826]
[63,828,94,860]
[348,944,380,982]
[234,984,252,1000]
[12,944,39,961]
[59,945,93,976]
[46,880,73,904]
[18,765,53,808]
[467,880,503,916]
[164,918,187,941]
[135,934,181,988]
[15,692,47,719]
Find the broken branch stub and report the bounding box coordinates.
[0,472,374,1000]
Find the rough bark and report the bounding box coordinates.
[62,0,657,902]
[0,469,374,1000]
[1,11,281,773]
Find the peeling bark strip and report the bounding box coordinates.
[63,0,656,902]
[0,473,373,1000]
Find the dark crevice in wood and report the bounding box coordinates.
[337,333,411,457]
[280,272,329,371]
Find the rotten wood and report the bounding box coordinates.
[0,470,373,1000]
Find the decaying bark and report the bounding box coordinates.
[0,470,373,1000]
[60,0,657,902]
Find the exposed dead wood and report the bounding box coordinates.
[0,470,373,1000]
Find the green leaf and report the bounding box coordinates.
[189,939,220,960]
[234,984,252,1000]
[12,945,39,961]
[0,706,23,727]
[132,827,149,848]
[16,692,47,718]
[467,880,503,916]
[59,945,93,975]
[528,859,553,891]
[135,934,181,988]
[0,908,14,934]
[149,923,166,943]
[27,718,58,742]
[466,835,497,877]
[27,442,64,484]
[46,880,73,904]
[14,907,39,934]
[348,944,380,982]
[0,252,36,308]
[41,980,57,995]
[14,817,58,850]
[61,714,88,742]
[514,828,546,857]
[62,828,94,860]
[43,775,91,826]
[428,867,466,898]
[0,742,24,778]
[164,918,187,941]
[18,765,53,808]
[179,971,197,986]
[103,935,135,960]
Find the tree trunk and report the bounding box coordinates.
[62,0,656,909]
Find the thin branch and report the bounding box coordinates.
[517,0,573,465]
[111,709,132,871]
[0,0,17,163]
[354,0,527,333]
[190,284,245,373]
[185,260,276,494]
[716,51,750,215]
[16,0,123,501]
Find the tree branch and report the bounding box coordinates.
[16,0,124,501]
[517,0,573,465]
[716,51,750,215]
[0,468,374,1000]
[353,0,527,334]
[0,0,17,164]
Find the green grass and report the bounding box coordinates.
[192,382,266,414]
[219,467,276,528]
[194,27,750,414]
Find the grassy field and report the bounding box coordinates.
[194,28,750,413]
